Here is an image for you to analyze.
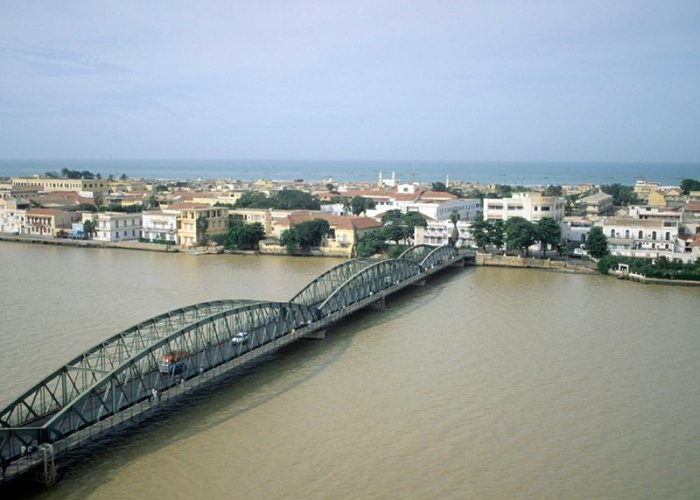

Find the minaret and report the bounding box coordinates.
[446,174,450,188]
[391,171,396,186]
[378,171,383,188]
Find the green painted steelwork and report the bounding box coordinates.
[0,248,462,479]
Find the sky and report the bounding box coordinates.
[1,0,699,162]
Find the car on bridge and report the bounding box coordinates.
[231,331,250,345]
[159,351,190,374]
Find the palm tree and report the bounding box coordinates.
[196,215,209,246]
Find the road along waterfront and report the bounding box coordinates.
[1,242,699,498]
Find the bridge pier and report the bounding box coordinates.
[411,279,426,287]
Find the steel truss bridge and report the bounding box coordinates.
[0,246,468,485]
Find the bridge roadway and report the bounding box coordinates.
[0,245,471,485]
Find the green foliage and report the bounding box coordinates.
[280,219,331,253]
[355,231,388,258]
[213,201,236,209]
[597,255,700,280]
[680,178,700,194]
[505,217,537,256]
[326,183,337,192]
[196,215,209,246]
[469,215,491,250]
[543,185,563,197]
[218,222,265,250]
[82,220,96,238]
[387,245,408,259]
[350,196,375,215]
[430,181,464,198]
[587,226,608,258]
[154,184,169,192]
[233,189,320,210]
[57,168,98,179]
[601,183,640,206]
[535,217,562,256]
[487,219,505,249]
[384,223,408,245]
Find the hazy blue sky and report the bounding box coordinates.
[1,1,698,161]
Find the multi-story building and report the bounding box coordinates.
[561,217,593,245]
[230,208,306,235]
[141,211,179,244]
[343,183,480,222]
[11,177,109,194]
[577,192,614,219]
[163,203,228,248]
[633,180,661,202]
[271,212,382,257]
[0,198,31,234]
[415,220,473,248]
[599,217,689,261]
[94,212,142,242]
[482,192,565,222]
[24,209,72,236]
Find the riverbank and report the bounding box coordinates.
[0,234,176,253]
[475,253,597,274]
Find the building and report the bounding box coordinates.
[599,217,690,261]
[23,209,72,236]
[343,183,480,222]
[561,217,593,245]
[230,208,306,236]
[11,177,109,194]
[0,198,31,234]
[271,212,382,257]
[577,192,613,219]
[415,220,473,248]
[633,180,662,201]
[94,212,142,242]
[141,211,179,244]
[482,192,565,222]
[162,203,228,248]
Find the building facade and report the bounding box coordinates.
[482,192,565,222]
[94,212,143,242]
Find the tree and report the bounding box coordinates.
[196,215,209,246]
[280,219,331,254]
[384,223,408,245]
[469,215,491,251]
[487,219,505,250]
[93,192,105,210]
[82,220,96,239]
[350,196,375,215]
[271,189,320,210]
[505,217,537,256]
[536,218,562,257]
[219,222,265,250]
[119,173,128,181]
[587,226,608,258]
[234,191,271,208]
[543,185,563,197]
[355,231,388,257]
[381,209,403,226]
[325,183,337,192]
[448,210,460,246]
[601,183,639,206]
[680,178,700,194]
[431,181,448,192]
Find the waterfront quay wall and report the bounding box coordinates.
[475,253,596,274]
[0,234,175,253]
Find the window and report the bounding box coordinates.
[665,232,670,241]
[625,230,630,238]
[652,231,657,240]
[610,229,616,238]
[638,230,643,239]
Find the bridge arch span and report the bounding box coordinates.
[420,245,458,270]
[397,244,435,265]
[318,259,421,316]
[290,259,375,307]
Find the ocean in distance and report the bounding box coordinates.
[1,159,699,186]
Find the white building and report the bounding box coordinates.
[483,192,565,222]
[561,217,593,245]
[599,217,691,261]
[415,220,473,248]
[141,211,179,244]
[94,212,142,242]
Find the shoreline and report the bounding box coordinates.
[2,235,698,286]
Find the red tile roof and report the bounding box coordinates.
[276,212,382,231]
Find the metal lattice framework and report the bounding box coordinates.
[420,245,459,269]
[318,259,421,316]
[290,259,375,307]
[1,246,463,476]
[0,301,318,466]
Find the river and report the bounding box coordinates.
[0,242,699,499]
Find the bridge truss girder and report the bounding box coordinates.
[0,301,318,466]
[290,259,375,307]
[318,259,422,316]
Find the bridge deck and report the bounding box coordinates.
[0,246,467,484]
